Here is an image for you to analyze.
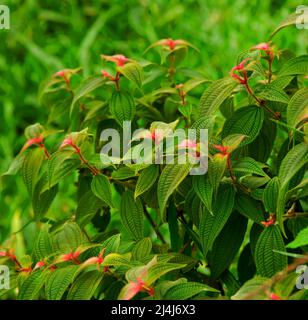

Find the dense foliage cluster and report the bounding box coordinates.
[0,12,307,300]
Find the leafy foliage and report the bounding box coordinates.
[0,9,307,301]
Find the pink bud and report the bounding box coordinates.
[21,136,44,153]
[252,42,270,51]
[60,136,74,149]
[55,70,66,77]
[178,139,197,149]
[213,144,229,154]
[34,261,45,269]
[0,251,7,257]
[101,70,114,80]
[269,293,281,300]
[102,54,129,67]
[61,253,73,261]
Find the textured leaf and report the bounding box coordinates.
[120,190,144,240]
[164,282,219,300]
[21,148,45,196]
[134,165,159,199]
[231,277,269,300]
[287,88,308,129]
[18,270,48,300]
[192,174,213,213]
[287,227,308,249]
[70,76,105,115]
[109,90,136,126]
[208,154,227,195]
[102,253,131,267]
[67,270,103,300]
[199,183,235,256]
[222,105,264,146]
[255,225,288,277]
[132,238,152,261]
[111,166,136,180]
[157,164,191,221]
[277,143,308,234]
[257,85,289,104]
[146,263,184,286]
[200,77,237,117]
[55,222,87,252]
[117,62,143,88]
[76,190,104,227]
[32,224,54,261]
[208,212,247,279]
[32,173,58,218]
[46,150,79,190]
[45,265,79,300]
[263,177,280,213]
[278,55,308,77]
[91,174,114,208]
[232,157,268,177]
[235,193,264,223]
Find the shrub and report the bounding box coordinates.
[0,13,307,300]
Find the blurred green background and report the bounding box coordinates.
[0,0,307,250]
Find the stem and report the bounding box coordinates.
[168,54,175,81]
[75,149,100,176]
[244,82,280,119]
[114,71,120,91]
[226,155,236,185]
[40,143,50,159]
[143,206,166,244]
[268,58,273,84]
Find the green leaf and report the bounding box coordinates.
[21,148,45,196]
[32,224,54,261]
[117,62,143,88]
[278,143,308,186]
[235,193,264,224]
[164,282,219,300]
[134,165,159,199]
[232,157,268,177]
[271,11,308,38]
[46,150,80,191]
[257,85,289,104]
[287,227,308,249]
[45,265,79,300]
[111,166,136,180]
[91,174,114,208]
[200,77,237,117]
[120,190,144,240]
[287,87,308,129]
[32,173,59,219]
[76,190,105,227]
[208,213,247,279]
[199,183,235,256]
[18,270,48,300]
[222,105,264,147]
[70,76,105,116]
[255,225,288,277]
[109,90,136,126]
[145,263,184,286]
[278,55,308,77]
[157,164,191,221]
[102,253,131,267]
[67,270,104,300]
[208,154,227,195]
[192,174,213,213]
[263,177,280,213]
[55,222,87,252]
[132,238,152,261]
[277,143,308,234]
[231,277,269,300]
